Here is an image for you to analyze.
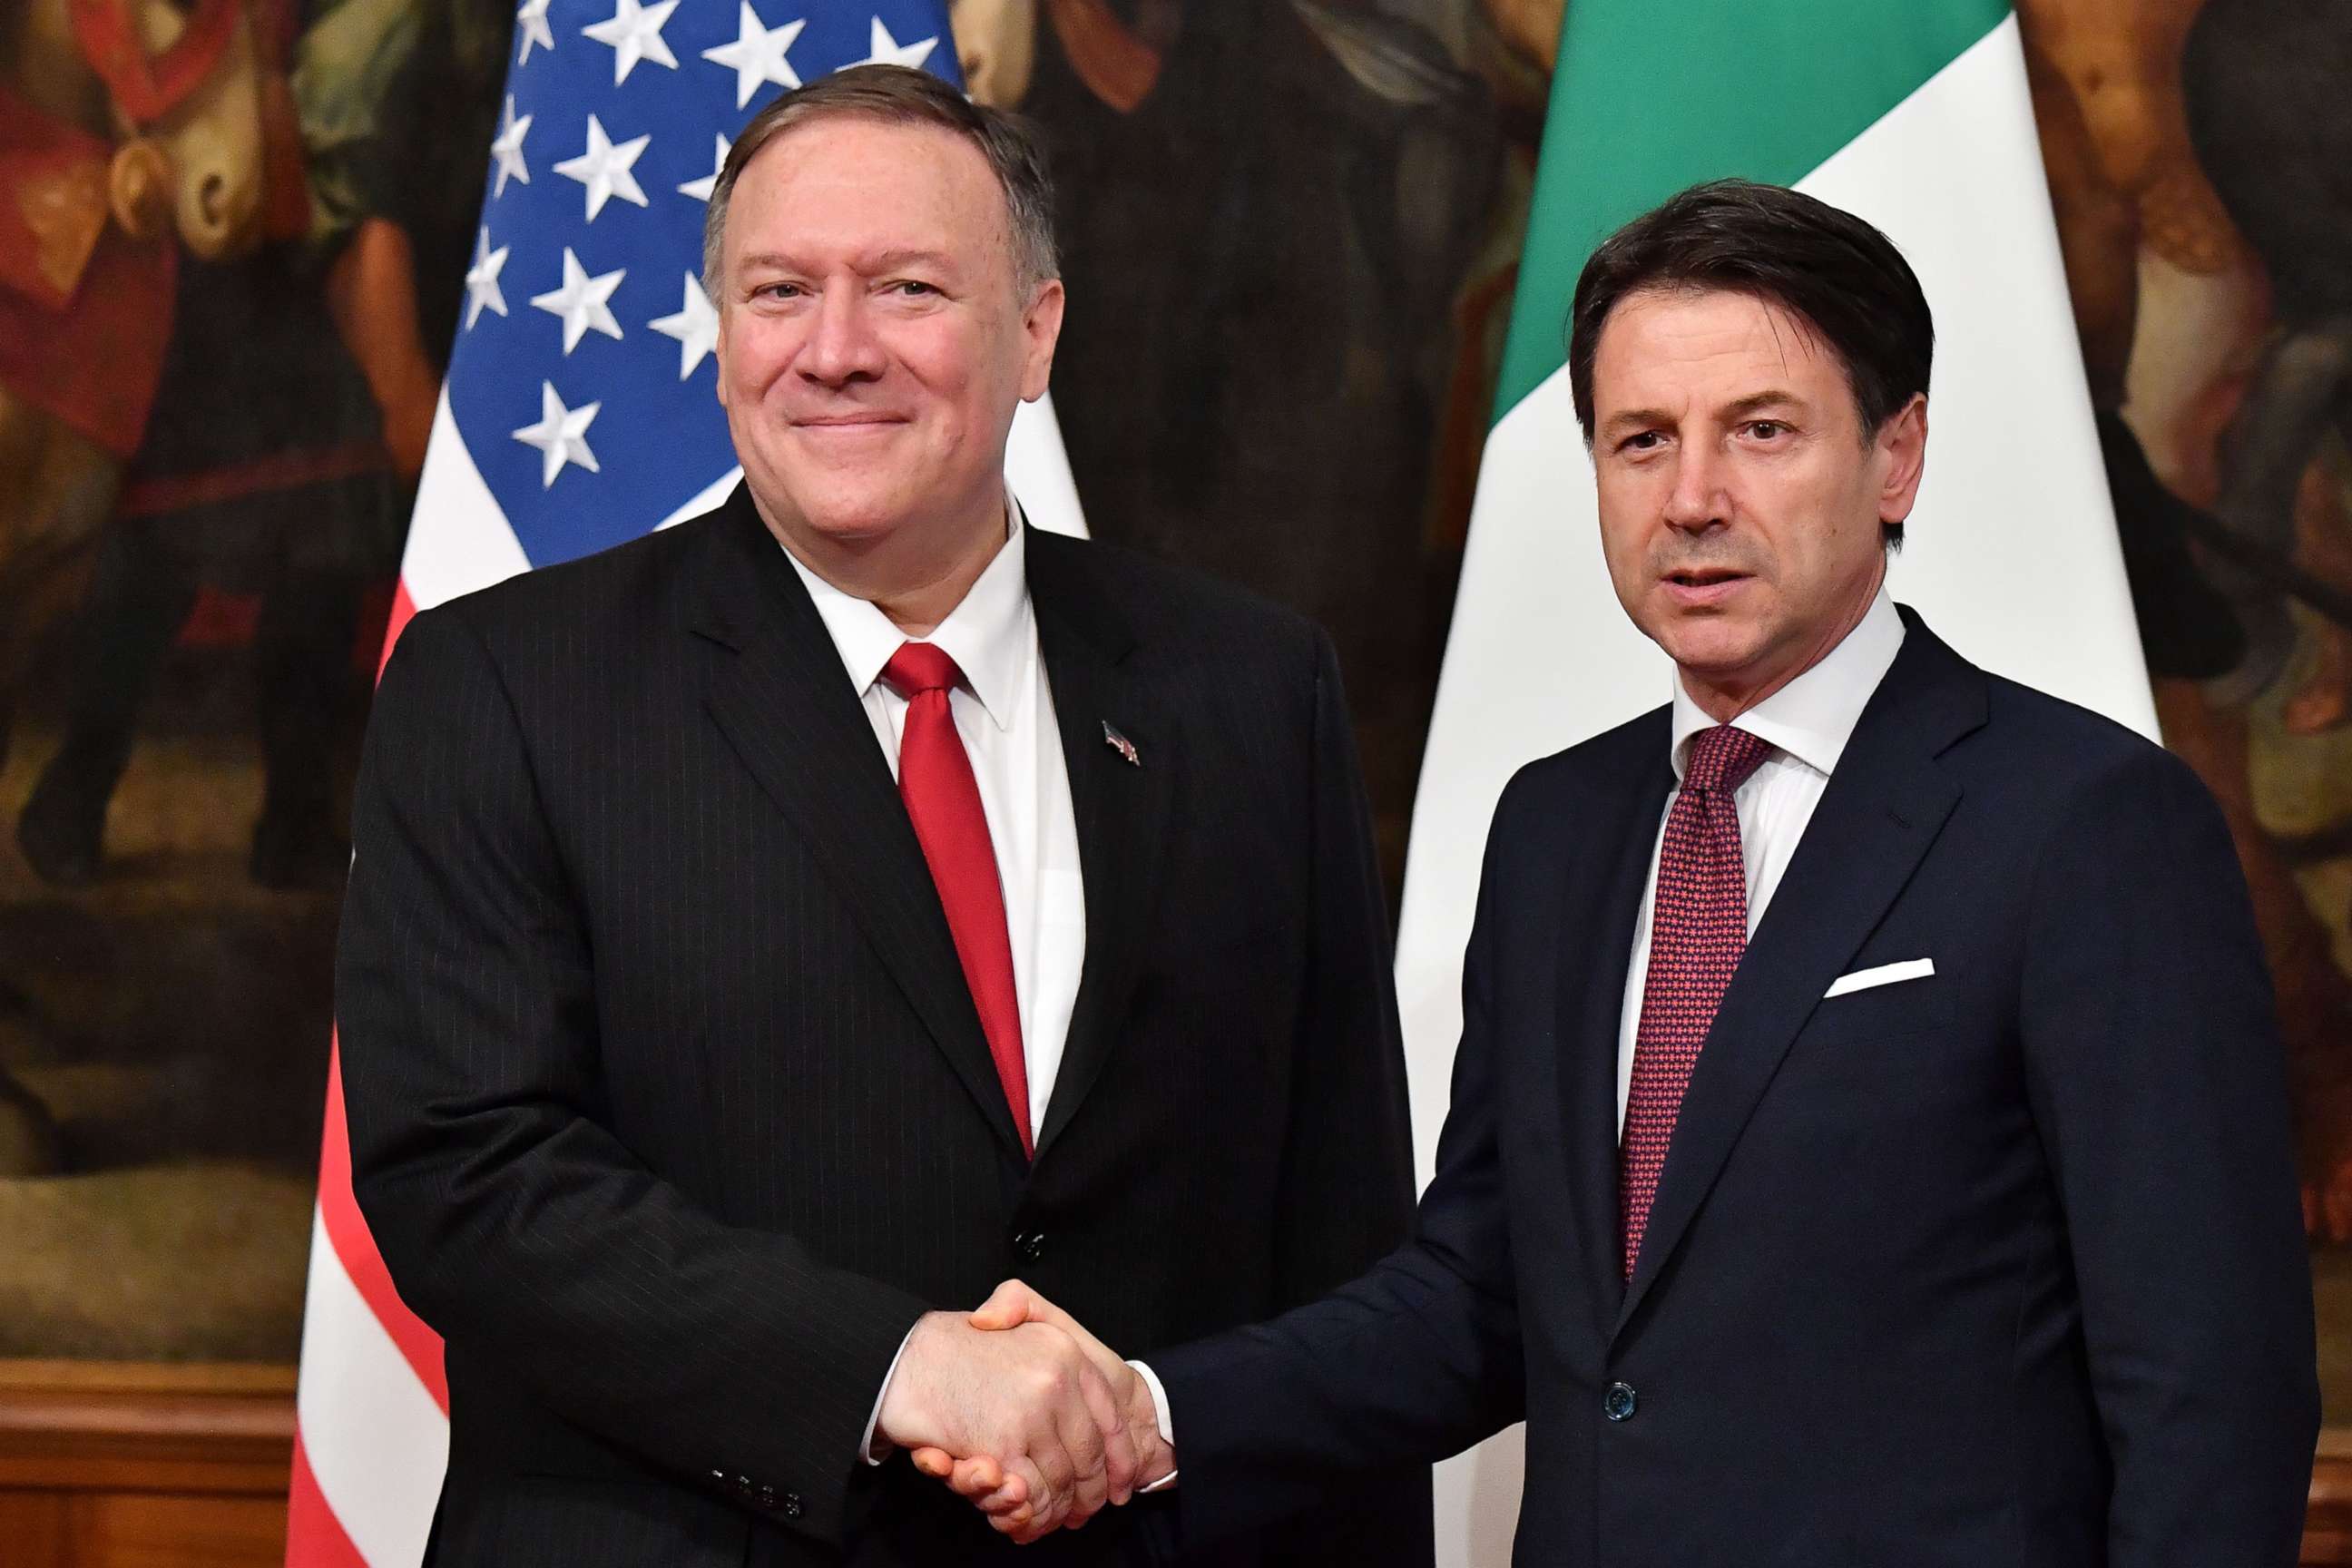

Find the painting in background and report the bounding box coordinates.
[0,0,504,1357]
[2009,0,2352,1424]
[950,0,1549,876]
[10,0,2345,1444]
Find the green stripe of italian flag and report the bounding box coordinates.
[1401,8,2157,1562]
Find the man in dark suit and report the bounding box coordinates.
[937,181,2321,1564]
[333,65,1428,1566]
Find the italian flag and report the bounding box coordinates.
[1397,5,2157,1562]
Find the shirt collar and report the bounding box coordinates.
[779,496,1032,732]
[1668,589,1905,781]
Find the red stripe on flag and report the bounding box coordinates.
[377,580,417,683]
[319,1041,449,1413]
[285,1427,373,1568]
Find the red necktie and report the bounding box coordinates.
[1621,723,1773,1278]
[882,642,1032,1158]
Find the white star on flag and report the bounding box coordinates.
[649,273,720,378]
[489,95,532,199]
[555,115,652,221]
[702,3,805,108]
[514,0,554,64]
[679,133,729,202]
[583,0,680,84]
[531,248,626,353]
[858,15,936,69]
[465,228,510,328]
[512,380,603,487]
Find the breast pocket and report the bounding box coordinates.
[1801,968,1954,1046]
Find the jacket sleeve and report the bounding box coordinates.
[336,605,929,1550]
[1152,758,1531,1548]
[1250,630,1435,1564]
[2018,742,2318,1567]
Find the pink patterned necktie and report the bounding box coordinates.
[1621,723,1775,1279]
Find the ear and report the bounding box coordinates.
[711,295,731,410]
[1017,277,1065,404]
[1876,393,1928,524]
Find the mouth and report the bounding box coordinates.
[1661,567,1751,606]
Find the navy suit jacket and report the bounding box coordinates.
[1154,608,2318,1567]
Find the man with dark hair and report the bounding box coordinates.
[336,64,1430,1567]
[934,179,2320,1564]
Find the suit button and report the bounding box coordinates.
[758,1485,778,1509]
[782,1493,803,1520]
[735,1474,754,1495]
[1602,1382,1638,1423]
[1014,1230,1046,1262]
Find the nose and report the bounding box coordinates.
[798,286,887,387]
[1661,443,1727,534]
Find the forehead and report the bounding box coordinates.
[1591,288,1847,408]
[729,114,1010,260]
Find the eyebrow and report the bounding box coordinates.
[731,248,959,278]
[1718,390,1806,421]
[1600,389,1807,436]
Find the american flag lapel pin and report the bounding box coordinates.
[1102,720,1141,768]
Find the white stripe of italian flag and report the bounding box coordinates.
[1397,7,2158,1564]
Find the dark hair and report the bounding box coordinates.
[1567,180,1932,545]
[702,64,1059,302]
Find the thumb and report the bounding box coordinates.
[968,1277,1057,1332]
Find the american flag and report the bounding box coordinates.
[284,5,1085,1562]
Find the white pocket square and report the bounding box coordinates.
[1824,958,1935,998]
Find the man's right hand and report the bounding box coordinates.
[874,1309,1141,1538]
[908,1282,1175,1538]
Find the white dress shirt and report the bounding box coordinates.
[779,513,1089,1464]
[1614,589,1906,1132]
[782,514,1087,1134]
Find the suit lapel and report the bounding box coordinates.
[687,487,1027,1160]
[1555,720,1676,1332]
[1614,615,1987,1337]
[1027,532,1174,1161]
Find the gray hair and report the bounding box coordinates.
[700,64,1060,308]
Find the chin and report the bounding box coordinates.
[791,483,921,543]
[1652,619,1765,679]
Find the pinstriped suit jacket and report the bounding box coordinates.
[335,484,1433,1567]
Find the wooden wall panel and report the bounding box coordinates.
[72,1494,284,1568]
[0,1363,289,1568]
[0,1489,74,1568]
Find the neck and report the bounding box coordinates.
[1680,569,1883,723]
[761,491,1009,638]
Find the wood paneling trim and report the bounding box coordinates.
[2309,1454,2352,1564]
[0,1363,293,1498]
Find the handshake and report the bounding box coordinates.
[875,1280,1176,1544]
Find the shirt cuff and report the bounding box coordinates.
[1128,1359,1178,1492]
[861,1323,922,1465]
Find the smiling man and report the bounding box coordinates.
[333,65,1428,1568]
[945,180,2320,1566]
